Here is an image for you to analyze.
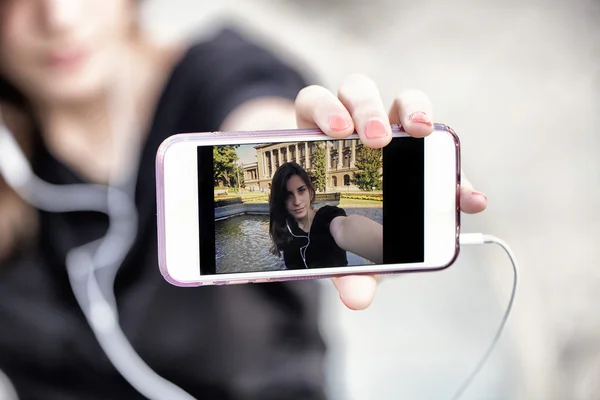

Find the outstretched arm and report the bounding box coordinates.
[330,215,383,265]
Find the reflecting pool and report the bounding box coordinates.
[214,213,370,274]
[215,214,284,274]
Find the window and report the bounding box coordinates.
[344,174,350,186]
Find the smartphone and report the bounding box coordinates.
[156,124,460,286]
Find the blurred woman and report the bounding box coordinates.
[0,0,487,399]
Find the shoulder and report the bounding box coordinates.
[315,205,347,224]
[174,28,276,75]
[159,27,312,131]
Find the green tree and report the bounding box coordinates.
[213,145,239,187]
[352,146,382,191]
[309,142,327,192]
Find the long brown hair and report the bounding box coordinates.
[0,76,37,261]
[268,162,316,256]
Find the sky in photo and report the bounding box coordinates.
[236,144,259,165]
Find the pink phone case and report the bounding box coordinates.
[155,124,461,287]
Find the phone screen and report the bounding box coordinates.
[196,137,424,275]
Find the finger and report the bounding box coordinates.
[337,74,392,148]
[332,275,378,310]
[295,85,355,138]
[460,170,487,214]
[388,89,434,138]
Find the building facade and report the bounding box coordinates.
[243,139,379,192]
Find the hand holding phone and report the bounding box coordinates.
[157,79,488,310]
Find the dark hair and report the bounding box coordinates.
[268,162,315,256]
[0,76,28,108]
[0,72,37,263]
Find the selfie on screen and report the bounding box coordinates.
[213,139,384,274]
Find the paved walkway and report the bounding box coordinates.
[344,206,382,225]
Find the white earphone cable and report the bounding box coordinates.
[0,60,196,400]
[286,210,313,269]
[449,233,519,400]
[1,110,518,400]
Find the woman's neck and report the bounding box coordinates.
[297,207,315,232]
[35,92,114,182]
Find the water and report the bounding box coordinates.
[215,213,371,274]
[215,214,285,274]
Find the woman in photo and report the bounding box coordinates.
[269,162,383,270]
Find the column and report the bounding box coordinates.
[256,151,260,178]
[272,150,276,170]
[337,141,343,169]
[266,152,270,177]
[268,152,273,177]
[325,143,330,193]
[351,140,356,168]
[266,151,270,179]
[294,143,298,163]
[304,142,310,169]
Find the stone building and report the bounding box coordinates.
[243,139,376,192]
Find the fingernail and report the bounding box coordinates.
[471,191,487,201]
[365,120,388,139]
[408,111,433,127]
[329,115,351,131]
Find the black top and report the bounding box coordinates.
[0,29,328,400]
[283,206,349,270]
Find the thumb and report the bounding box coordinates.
[332,275,378,310]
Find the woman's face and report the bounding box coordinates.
[0,0,135,105]
[285,174,311,220]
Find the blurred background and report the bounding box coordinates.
[139,1,599,399]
